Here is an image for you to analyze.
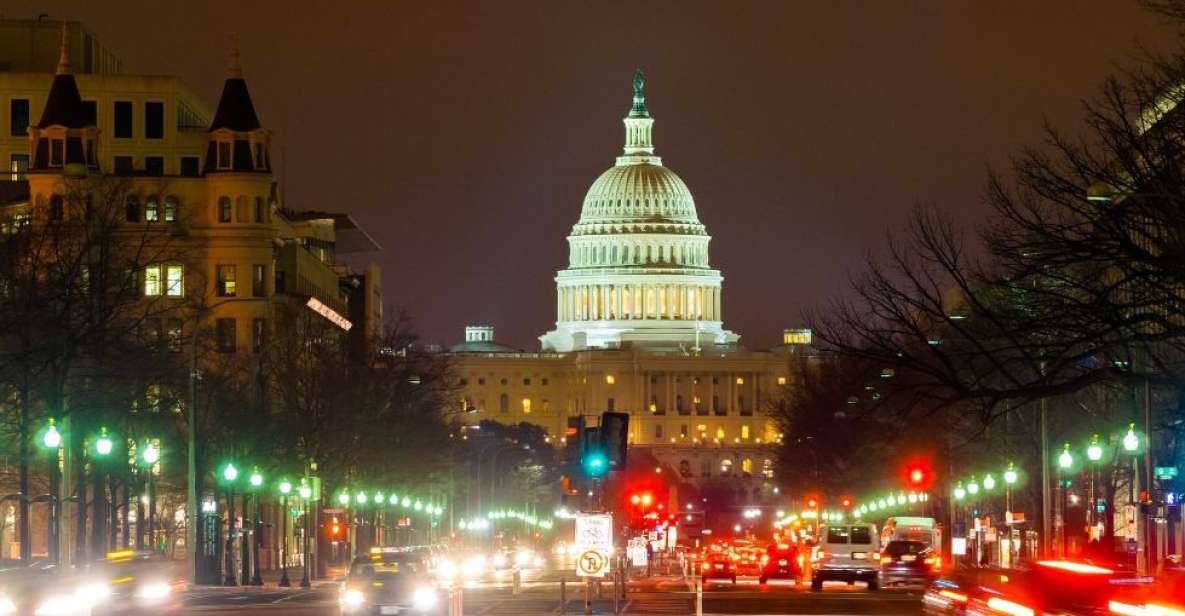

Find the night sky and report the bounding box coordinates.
[9,1,1180,349]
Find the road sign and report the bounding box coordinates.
[575,513,613,577]
[577,549,610,577]
[1156,466,1178,480]
[952,537,967,556]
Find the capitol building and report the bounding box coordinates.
[450,72,810,500]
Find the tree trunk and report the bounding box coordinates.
[74,440,88,563]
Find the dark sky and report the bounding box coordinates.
[10,1,1181,349]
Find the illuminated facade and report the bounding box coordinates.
[540,71,737,353]
[453,74,812,501]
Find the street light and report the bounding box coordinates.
[1087,434,1104,462]
[967,478,979,496]
[39,419,62,566]
[278,480,292,587]
[141,442,161,554]
[337,491,349,506]
[1058,444,1074,470]
[247,468,264,586]
[299,482,312,588]
[1004,464,1018,486]
[954,484,966,500]
[94,427,113,456]
[219,462,240,586]
[1123,423,1140,453]
[983,474,997,491]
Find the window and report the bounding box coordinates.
[81,100,97,126]
[736,376,745,385]
[48,195,63,221]
[10,154,29,181]
[144,266,162,296]
[218,197,232,223]
[605,374,615,385]
[542,399,551,413]
[713,396,722,415]
[144,102,163,139]
[541,378,549,386]
[742,458,753,477]
[216,264,236,296]
[522,398,532,414]
[777,376,787,386]
[235,196,248,222]
[216,141,231,169]
[50,139,63,166]
[252,318,266,352]
[252,264,266,297]
[164,197,177,222]
[740,396,750,416]
[253,142,265,168]
[113,101,133,138]
[478,378,485,386]
[499,394,509,414]
[500,378,508,386]
[523,377,531,386]
[10,99,29,136]
[165,319,183,353]
[676,395,686,415]
[607,397,615,411]
[254,197,264,222]
[165,265,184,297]
[741,425,750,440]
[763,459,774,479]
[274,270,286,294]
[700,459,712,478]
[180,156,200,177]
[144,156,164,176]
[720,459,733,475]
[715,427,725,440]
[215,318,236,353]
[679,460,691,478]
[655,424,663,439]
[85,140,95,165]
[850,526,873,544]
[144,197,159,222]
[114,156,134,175]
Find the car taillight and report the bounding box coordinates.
[796,555,804,567]
[924,556,940,568]
[1145,604,1185,616]
[986,597,1035,616]
[880,556,892,564]
[1108,600,1144,615]
[702,562,710,571]
[761,555,769,564]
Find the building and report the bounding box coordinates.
[451,72,811,503]
[0,22,382,564]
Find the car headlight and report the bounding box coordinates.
[533,556,544,568]
[35,596,80,615]
[514,550,531,566]
[0,597,14,616]
[75,582,111,607]
[462,555,486,577]
[492,553,508,567]
[437,558,457,579]
[136,581,172,602]
[412,587,438,612]
[340,588,366,608]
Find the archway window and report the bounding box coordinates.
[125,196,140,222]
[741,458,753,477]
[521,398,532,414]
[164,196,178,223]
[499,393,509,414]
[145,197,159,223]
[720,459,733,475]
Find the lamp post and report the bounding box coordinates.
[141,442,160,553]
[1056,444,1073,557]
[278,480,292,587]
[1087,435,1104,537]
[248,468,263,586]
[299,482,312,588]
[92,427,114,557]
[1003,463,1018,516]
[40,419,62,565]
[220,462,239,586]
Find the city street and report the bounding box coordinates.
[168,570,924,615]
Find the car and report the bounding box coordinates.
[340,550,442,615]
[878,540,939,587]
[759,543,802,585]
[810,522,880,591]
[735,547,764,577]
[700,551,737,585]
[923,560,1152,616]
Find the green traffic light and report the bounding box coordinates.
[583,451,609,477]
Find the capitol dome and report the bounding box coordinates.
[540,71,738,353]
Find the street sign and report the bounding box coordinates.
[574,513,613,578]
[1156,466,1178,480]
[577,549,610,577]
[952,537,967,556]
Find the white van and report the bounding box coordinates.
[811,522,880,591]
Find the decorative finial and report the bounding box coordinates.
[227,34,243,79]
[629,68,649,118]
[55,22,71,75]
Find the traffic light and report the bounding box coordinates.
[904,460,934,489]
[840,497,853,510]
[329,517,342,539]
[806,497,819,509]
[600,411,630,471]
[581,426,608,477]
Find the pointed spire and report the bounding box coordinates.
[226,34,243,79]
[628,68,650,118]
[55,22,71,76]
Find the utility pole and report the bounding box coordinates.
[1040,395,1050,558]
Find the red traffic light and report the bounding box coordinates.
[904,459,934,489]
[806,497,819,509]
[840,497,853,509]
[909,468,925,484]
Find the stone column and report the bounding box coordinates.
[714,287,721,321]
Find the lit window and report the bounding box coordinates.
[164,197,177,222]
[720,459,733,474]
[741,425,750,439]
[715,427,725,440]
[145,198,159,223]
[736,376,744,385]
[165,265,184,297]
[218,197,232,223]
[605,374,615,385]
[696,424,707,433]
[216,264,236,297]
[741,458,753,476]
[777,376,787,386]
[522,398,532,414]
[144,266,162,296]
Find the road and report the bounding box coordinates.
[168,570,924,615]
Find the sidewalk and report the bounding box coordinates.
[186,565,345,591]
